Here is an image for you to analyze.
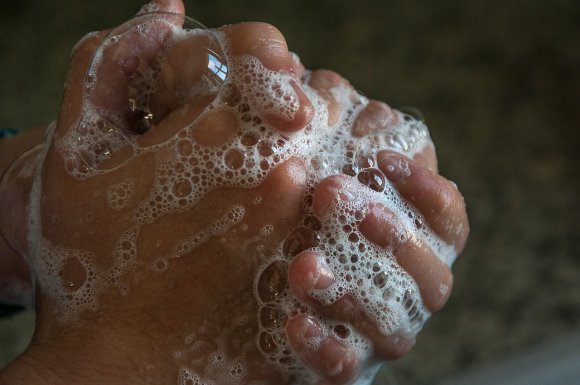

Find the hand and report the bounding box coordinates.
[282,70,469,383]
[0,1,469,384]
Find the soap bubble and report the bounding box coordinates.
[70,12,229,172]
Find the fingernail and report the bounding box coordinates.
[314,258,335,290]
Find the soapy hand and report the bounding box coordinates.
[277,70,469,383]
[0,1,468,384]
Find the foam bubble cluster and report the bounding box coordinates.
[107,178,135,211]
[26,11,458,385]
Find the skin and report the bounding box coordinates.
[0,0,469,384]
[0,129,44,289]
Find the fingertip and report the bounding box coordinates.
[315,338,360,384]
[289,251,318,298]
[286,315,360,384]
[358,203,406,249]
[376,150,412,186]
[377,150,469,251]
[430,272,454,311]
[289,251,335,303]
[308,70,353,127]
[219,22,313,132]
[308,69,351,91]
[352,100,398,138]
[220,22,291,71]
[286,314,324,352]
[394,238,454,312]
[412,143,438,172]
[374,334,416,361]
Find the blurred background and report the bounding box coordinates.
[0,0,578,384]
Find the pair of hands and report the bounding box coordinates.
[1,0,469,384]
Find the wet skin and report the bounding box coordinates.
[0,0,469,384]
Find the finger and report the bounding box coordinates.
[411,143,438,172]
[289,51,306,79]
[288,252,416,361]
[219,22,314,132]
[351,102,437,170]
[351,100,399,138]
[359,204,454,311]
[311,175,353,218]
[57,2,188,137]
[56,31,108,137]
[89,16,181,128]
[312,176,453,310]
[308,69,354,126]
[377,151,469,253]
[286,314,361,384]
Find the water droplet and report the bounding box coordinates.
[373,272,387,288]
[414,217,424,229]
[258,140,274,157]
[177,139,193,156]
[240,132,259,147]
[333,324,350,339]
[356,155,375,169]
[153,259,168,272]
[60,257,87,292]
[258,331,277,354]
[392,133,409,151]
[173,179,192,197]
[224,149,244,169]
[342,163,359,177]
[357,168,386,192]
[348,232,359,243]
